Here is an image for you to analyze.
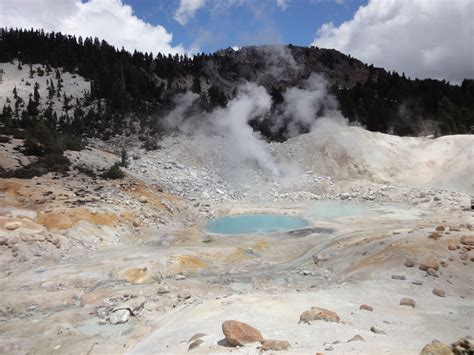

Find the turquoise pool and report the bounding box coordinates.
[206,214,309,235]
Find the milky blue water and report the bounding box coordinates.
[206,214,309,235]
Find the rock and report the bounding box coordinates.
[426,268,439,277]
[419,260,439,271]
[420,340,453,355]
[0,237,8,246]
[5,222,21,231]
[299,307,341,324]
[404,259,416,267]
[459,252,469,261]
[432,288,446,297]
[370,326,386,335]
[156,286,170,294]
[460,236,474,246]
[400,298,416,308]
[138,195,148,203]
[428,232,442,240]
[448,256,455,262]
[451,336,473,354]
[175,274,186,280]
[359,304,373,311]
[132,220,140,227]
[222,320,263,346]
[108,309,130,325]
[348,335,365,342]
[188,339,204,351]
[435,226,445,232]
[188,333,207,343]
[259,340,290,351]
[392,274,406,280]
[312,254,329,264]
[448,243,458,251]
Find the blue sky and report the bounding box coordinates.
[1,0,471,82]
[124,0,367,53]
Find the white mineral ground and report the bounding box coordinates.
[0,114,473,354]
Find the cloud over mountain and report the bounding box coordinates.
[312,0,474,83]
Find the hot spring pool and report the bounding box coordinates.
[206,214,309,235]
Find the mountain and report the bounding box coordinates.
[1,27,473,144]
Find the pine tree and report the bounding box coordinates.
[33,82,40,103]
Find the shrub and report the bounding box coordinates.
[101,162,124,179]
[143,137,159,151]
[11,154,71,179]
[76,165,96,177]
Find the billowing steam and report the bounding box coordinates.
[161,48,345,179]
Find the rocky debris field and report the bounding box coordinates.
[0,130,473,354]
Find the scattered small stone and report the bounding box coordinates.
[299,307,341,324]
[188,333,207,343]
[460,236,474,246]
[419,260,439,271]
[399,298,416,308]
[359,304,373,311]
[451,336,473,354]
[392,274,406,280]
[188,339,204,351]
[138,195,148,203]
[432,288,446,297]
[5,222,21,231]
[420,340,452,355]
[222,320,263,347]
[404,259,416,267]
[108,309,131,325]
[448,243,458,251]
[428,232,442,240]
[426,268,439,277]
[348,335,365,342]
[259,339,290,351]
[370,326,386,335]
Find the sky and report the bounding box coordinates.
[0,0,473,83]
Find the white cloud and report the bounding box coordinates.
[276,0,289,10]
[174,0,206,25]
[0,0,185,55]
[311,0,474,83]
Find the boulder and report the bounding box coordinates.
[138,195,148,203]
[404,259,416,267]
[188,339,204,351]
[419,260,439,271]
[400,298,416,308]
[370,326,386,335]
[5,222,21,231]
[451,336,473,354]
[222,320,263,346]
[419,340,453,355]
[448,243,458,251]
[108,309,130,325]
[259,340,290,351]
[435,226,445,232]
[299,307,341,324]
[460,236,474,246]
[348,335,365,342]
